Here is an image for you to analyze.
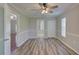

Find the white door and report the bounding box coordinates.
[4,4,11,55]
[4,4,18,54]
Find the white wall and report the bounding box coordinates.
[16,15,29,47]
[28,18,37,38]
[46,19,56,37]
[56,5,79,54]
[28,17,57,39]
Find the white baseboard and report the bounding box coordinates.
[57,32,79,54]
[17,38,27,47]
[67,32,79,38]
[57,37,79,54]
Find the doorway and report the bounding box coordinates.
[10,13,17,52]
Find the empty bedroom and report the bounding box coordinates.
[0,3,79,55]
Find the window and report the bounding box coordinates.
[37,20,44,37]
[40,20,44,31]
[61,17,66,37]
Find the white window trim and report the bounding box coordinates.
[61,17,66,37]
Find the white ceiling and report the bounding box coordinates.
[9,3,79,18]
[0,3,4,8]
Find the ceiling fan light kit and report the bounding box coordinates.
[41,10,48,14]
[39,3,58,14]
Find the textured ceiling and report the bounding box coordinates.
[9,3,79,18]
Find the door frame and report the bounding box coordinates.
[4,4,19,54]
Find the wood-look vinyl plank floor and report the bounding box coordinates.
[12,38,77,55]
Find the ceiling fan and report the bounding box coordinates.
[39,3,58,14]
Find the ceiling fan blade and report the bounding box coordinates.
[50,5,58,9]
[48,11,53,13]
[31,9,41,11]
